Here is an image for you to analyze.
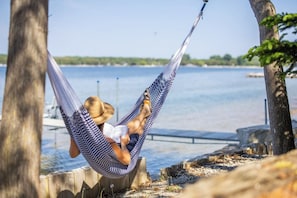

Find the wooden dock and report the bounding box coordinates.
[247,72,297,78]
[148,128,238,144]
[2,117,238,144]
[43,118,65,128]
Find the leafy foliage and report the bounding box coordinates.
[0,54,7,64]
[245,13,297,74]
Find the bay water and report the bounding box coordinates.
[1,65,296,179]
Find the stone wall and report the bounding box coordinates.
[39,157,150,197]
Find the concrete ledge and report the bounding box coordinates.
[236,124,271,145]
[40,157,150,197]
[236,120,297,155]
[236,120,297,146]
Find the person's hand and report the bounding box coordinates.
[120,134,130,147]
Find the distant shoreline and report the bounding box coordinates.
[0,54,260,66]
[0,64,262,68]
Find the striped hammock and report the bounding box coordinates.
[47,2,207,178]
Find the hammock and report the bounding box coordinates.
[47,2,207,178]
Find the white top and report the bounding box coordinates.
[103,123,128,143]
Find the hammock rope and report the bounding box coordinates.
[47,1,207,178]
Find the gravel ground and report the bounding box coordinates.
[110,144,268,198]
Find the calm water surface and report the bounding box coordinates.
[1,65,296,178]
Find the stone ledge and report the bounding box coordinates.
[236,120,297,155]
[40,157,150,197]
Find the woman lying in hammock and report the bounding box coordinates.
[69,89,152,165]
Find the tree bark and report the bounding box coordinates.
[0,0,48,197]
[249,0,295,154]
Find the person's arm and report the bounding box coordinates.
[105,124,131,165]
[69,138,80,158]
[109,140,131,165]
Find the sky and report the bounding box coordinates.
[0,0,296,59]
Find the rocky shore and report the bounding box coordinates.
[181,148,297,198]
[114,144,269,197]
[112,122,297,198]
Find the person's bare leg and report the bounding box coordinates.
[126,108,150,135]
[127,89,151,135]
[134,118,147,135]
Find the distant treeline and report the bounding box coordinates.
[0,53,259,66]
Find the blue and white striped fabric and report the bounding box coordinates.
[46,2,207,178]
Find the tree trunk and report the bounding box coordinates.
[249,0,295,155]
[0,0,48,197]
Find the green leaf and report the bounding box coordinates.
[268,42,273,50]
